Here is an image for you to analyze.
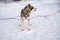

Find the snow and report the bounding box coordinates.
[0,1,60,40]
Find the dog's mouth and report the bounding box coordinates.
[32,8,37,11]
[34,8,37,11]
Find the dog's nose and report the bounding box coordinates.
[34,8,37,11]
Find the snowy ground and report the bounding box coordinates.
[0,1,60,40]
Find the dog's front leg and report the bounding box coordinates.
[27,17,31,31]
[21,17,24,31]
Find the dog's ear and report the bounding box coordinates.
[28,4,31,6]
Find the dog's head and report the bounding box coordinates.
[29,4,37,11]
[27,4,34,10]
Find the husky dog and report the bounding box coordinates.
[21,4,36,31]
